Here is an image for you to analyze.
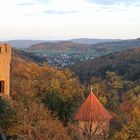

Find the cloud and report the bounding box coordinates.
[44,10,79,14]
[87,0,140,5]
[23,13,39,16]
[17,2,34,6]
[0,0,140,40]
[17,0,51,7]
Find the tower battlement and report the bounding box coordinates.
[0,44,11,62]
[0,43,11,97]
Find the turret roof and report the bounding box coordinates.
[74,89,112,121]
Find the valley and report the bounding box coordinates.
[17,38,140,67]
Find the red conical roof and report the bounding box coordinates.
[74,91,112,121]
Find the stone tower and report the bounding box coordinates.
[0,43,11,97]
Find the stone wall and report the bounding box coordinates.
[0,44,11,96]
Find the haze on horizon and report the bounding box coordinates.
[0,0,140,40]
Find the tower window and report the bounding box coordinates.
[0,47,1,53]
[5,46,8,53]
[0,81,4,93]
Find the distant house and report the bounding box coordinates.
[74,87,112,140]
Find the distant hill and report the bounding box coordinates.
[27,38,140,53]
[1,38,119,48]
[93,38,140,52]
[25,38,140,66]
[70,38,119,45]
[68,48,140,82]
[3,38,140,49]
[27,41,90,51]
[5,40,46,48]
[26,41,107,66]
[8,38,140,67]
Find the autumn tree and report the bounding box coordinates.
[10,52,84,139]
[109,84,140,140]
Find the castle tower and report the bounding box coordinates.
[74,87,112,140]
[0,43,11,97]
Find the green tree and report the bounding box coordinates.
[0,99,15,140]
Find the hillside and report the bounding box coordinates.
[12,48,48,63]
[0,38,119,48]
[26,41,95,66]
[1,48,140,140]
[68,48,140,82]
[25,38,140,67]
[27,38,140,52]
[93,38,140,52]
[27,41,90,51]
[6,40,46,48]
[1,38,119,49]
[9,48,84,139]
[70,38,119,45]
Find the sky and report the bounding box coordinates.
[0,0,140,40]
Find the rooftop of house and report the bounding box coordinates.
[74,87,112,122]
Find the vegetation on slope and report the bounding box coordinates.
[0,49,84,139]
[0,48,140,139]
[68,48,140,82]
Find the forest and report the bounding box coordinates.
[0,48,140,140]
[68,48,140,82]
